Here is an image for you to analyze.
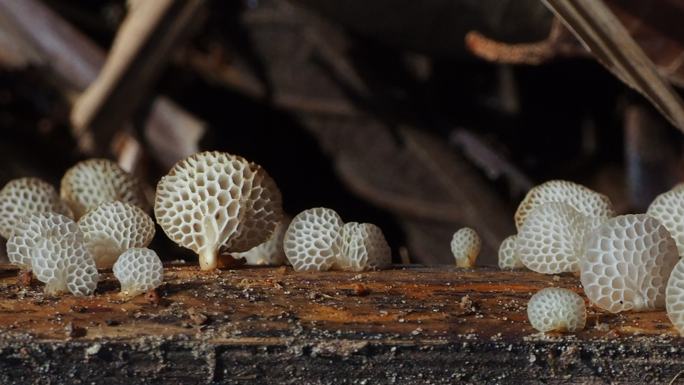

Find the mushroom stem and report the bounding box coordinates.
[199,248,218,270]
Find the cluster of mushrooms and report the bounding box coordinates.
[462,179,684,335]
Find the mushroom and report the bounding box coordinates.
[154,151,283,270]
[515,180,614,231]
[9,212,98,296]
[232,218,289,266]
[667,258,684,335]
[112,247,163,299]
[61,158,148,219]
[336,222,391,272]
[450,227,481,268]
[78,201,156,269]
[283,207,343,272]
[516,202,588,274]
[498,235,524,270]
[0,177,73,239]
[647,187,684,257]
[580,214,678,313]
[527,287,586,333]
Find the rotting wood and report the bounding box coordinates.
[0,264,682,384]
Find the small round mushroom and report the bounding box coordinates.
[647,187,684,257]
[498,235,524,270]
[581,214,678,313]
[61,158,148,219]
[450,227,481,268]
[113,247,163,300]
[336,222,391,272]
[515,180,614,231]
[232,219,289,266]
[78,201,156,269]
[527,288,586,333]
[154,151,283,270]
[666,258,684,335]
[0,177,73,239]
[283,207,343,272]
[516,202,588,274]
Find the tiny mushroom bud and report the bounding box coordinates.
[450,227,481,268]
[498,235,524,270]
[527,288,586,333]
[336,222,391,272]
[283,207,343,272]
[113,248,164,300]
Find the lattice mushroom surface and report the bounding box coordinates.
[667,259,684,335]
[515,180,614,231]
[155,151,283,270]
[450,227,481,268]
[283,207,343,272]
[581,214,678,313]
[336,222,391,272]
[113,248,164,299]
[647,187,684,257]
[516,202,588,274]
[0,177,73,239]
[527,288,586,333]
[498,235,523,270]
[61,159,148,219]
[233,219,288,266]
[78,201,156,269]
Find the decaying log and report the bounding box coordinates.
[0,265,682,384]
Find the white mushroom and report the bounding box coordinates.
[527,288,586,333]
[647,187,684,257]
[154,151,283,270]
[0,177,73,239]
[78,201,156,269]
[450,227,481,268]
[580,214,678,313]
[61,158,148,219]
[336,222,391,272]
[516,202,588,274]
[232,219,289,266]
[283,207,343,272]
[113,247,164,299]
[498,235,523,270]
[667,258,684,335]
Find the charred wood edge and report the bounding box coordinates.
[0,0,205,163]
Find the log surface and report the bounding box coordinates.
[0,265,682,384]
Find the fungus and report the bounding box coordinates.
[647,187,684,257]
[112,247,163,299]
[580,214,678,313]
[0,177,73,239]
[78,201,156,269]
[514,180,614,231]
[516,202,588,274]
[154,151,283,270]
[336,222,391,272]
[8,212,98,296]
[498,235,523,270]
[450,227,481,268]
[667,259,684,335]
[61,158,148,219]
[527,287,586,333]
[283,207,343,272]
[232,219,288,266]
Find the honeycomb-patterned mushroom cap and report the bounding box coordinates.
[283,207,343,272]
[515,180,614,231]
[647,187,684,257]
[516,202,588,274]
[498,235,524,270]
[527,288,586,333]
[233,219,289,266]
[61,159,148,219]
[0,177,73,239]
[581,214,678,313]
[155,151,283,270]
[78,201,156,269]
[667,259,684,335]
[336,222,391,272]
[450,227,481,268]
[10,213,98,295]
[113,247,163,299]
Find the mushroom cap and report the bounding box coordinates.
[78,201,156,269]
[580,214,678,313]
[336,222,391,272]
[283,207,343,272]
[498,235,524,270]
[0,177,73,239]
[450,227,481,268]
[61,158,148,219]
[514,180,614,231]
[112,247,163,299]
[527,288,586,333]
[516,202,588,274]
[647,187,684,257]
[11,212,98,296]
[232,219,289,266]
[154,151,283,270]
[666,258,684,336]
